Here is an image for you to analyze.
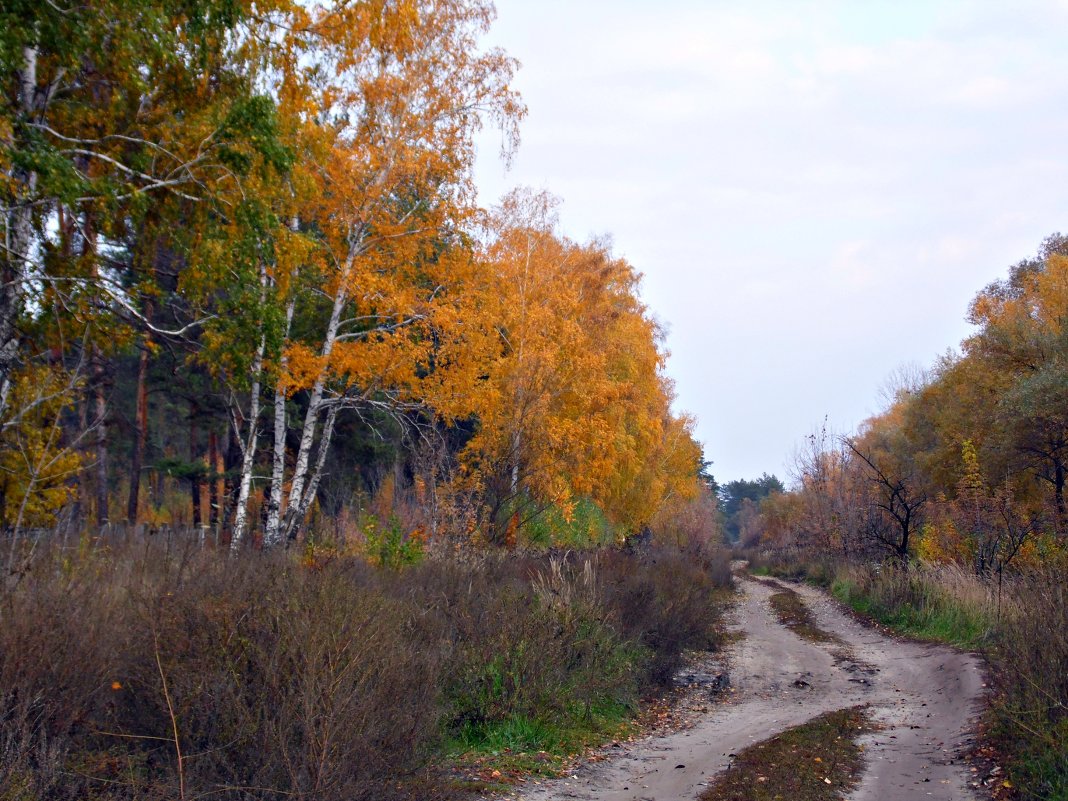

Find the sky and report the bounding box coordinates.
[472,0,1068,485]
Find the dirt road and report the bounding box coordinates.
[502,575,985,801]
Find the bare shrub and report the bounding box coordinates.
[0,536,733,800]
[991,565,1068,799]
[597,547,731,686]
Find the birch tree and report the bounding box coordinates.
[260,0,522,545]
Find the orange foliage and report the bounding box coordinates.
[460,190,702,538]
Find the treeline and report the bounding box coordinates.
[751,233,1068,572]
[0,0,706,546]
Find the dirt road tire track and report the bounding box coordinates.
[499,575,984,801]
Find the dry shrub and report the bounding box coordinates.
[0,542,445,801]
[597,546,732,686]
[420,556,635,735]
[0,537,733,800]
[991,566,1068,800]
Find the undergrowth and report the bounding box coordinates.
[0,536,732,801]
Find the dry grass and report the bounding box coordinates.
[989,565,1068,800]
[830,561,997,649]
[0,536,733,801]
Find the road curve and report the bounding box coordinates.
[500,575,985,801]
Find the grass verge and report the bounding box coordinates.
[749,552,1068,801]
[445,701,635,781]
[698,706,872,801]
[828,572,990,650]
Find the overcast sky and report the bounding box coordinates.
[472,0,1068,485]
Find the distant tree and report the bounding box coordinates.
[718,473,784,543]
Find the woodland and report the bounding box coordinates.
[0,0,706,548]
[0,2,724,799]
[2,1,1068,800]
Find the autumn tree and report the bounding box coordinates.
[718,473,784,543]
[963,242,1068,530]
[459,189,701,543]
[2,0,294,531]
[224,0,525,548]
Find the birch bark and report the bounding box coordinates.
[279,238,359,540]
[230,266,270,550]
[0,46,40,418]
[264,298,295,547]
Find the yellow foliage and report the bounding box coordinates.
[0,365,82,529]
[459,190,701,536]
[916,519,969,565]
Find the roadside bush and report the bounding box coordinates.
[0,542,444,801]
[991,566,1068,801]
[0,536,733,800]
[436,556,638,751]
[599,547,730,686]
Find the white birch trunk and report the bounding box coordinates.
[0,46,40,419]
[230,267,269,551]
[264,298,295,548]
[280,239,358,540]
[287,401,340,537]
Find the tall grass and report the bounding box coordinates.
[991,566,1068,800]
[830,562,997,649]
[0,536,732,801]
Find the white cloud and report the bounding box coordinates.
[475,0,1068,480]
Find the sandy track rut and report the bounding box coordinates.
[499,576,984,801]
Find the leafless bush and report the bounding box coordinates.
[991,565,1068,799]
[0,536,733,800]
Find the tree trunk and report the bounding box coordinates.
[0,46,39,419]
[281,241,357,541]
[264,299,295,548]
[230,330,265,551]
[93,346,108,528]
[285,403,339,541]
[222,424,241,536]
[208,429,219,530]
[127,327,151,523]
[189,402,201,529]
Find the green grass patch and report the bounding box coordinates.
[766,586,843,645]
[1002,736,1068,801]
[699,706,872,801]
[446,699,636,778]
[830,577,989,650]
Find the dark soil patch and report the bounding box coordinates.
[768,588,844,645]
[698,706,872,801]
